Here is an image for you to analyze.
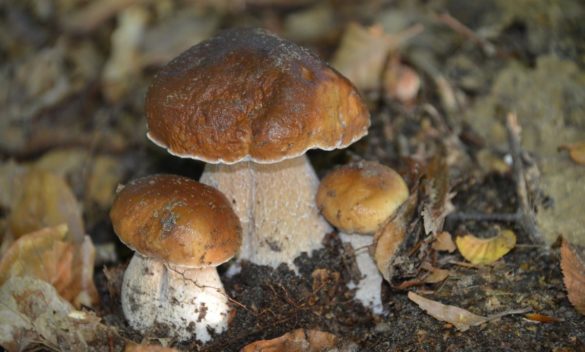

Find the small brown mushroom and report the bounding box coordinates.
[316,161,408,312]
[110,174,241,342]
[145,28,370,269]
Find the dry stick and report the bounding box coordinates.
[447,113,545,245]
[436,12,497,57]
[506,112,545,245]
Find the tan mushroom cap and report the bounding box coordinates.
[146,27,370,164]
[316,161,409,234]
[110,174,241,268]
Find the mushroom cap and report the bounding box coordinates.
[110,174,241,268]
[146,27,370,165]
[316,161,409,234]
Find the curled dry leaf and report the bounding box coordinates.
[455,229,516,265]
[8,168,84,244]
[560,239,585,315]
[240,328,356,352]
[373,192,418,282]
[558,142,585,165]
[0,277,123,352]
[0,224,98,307]
[432,231,456,253]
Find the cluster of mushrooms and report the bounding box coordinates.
[109,28,409,343]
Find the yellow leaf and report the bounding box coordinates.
[559,142,585,165]
[455,229,516,265]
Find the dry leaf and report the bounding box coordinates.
[421,154,454,236]
[560,239,585,315]
[87,155,126,208]
[373,192,417,282]
[420,262,450,284]
[0,160,27,209]
[125,343,180,352]
[8,168,84,244]
[524,313,560,323]
[558,142,585,165]
[0,225,98,308]
[432,231,456,253]
[331,23,396,92]
[241,328,355,352]
[141,9,219,67]
[101,5,149,102]
[61,0,144,33]
[408,291,487,331]
[455,229,516,265]
[0,277,123,351]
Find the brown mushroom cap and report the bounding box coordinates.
[110,174,241,267]
[316,161,409,234]
[146,27,370,164]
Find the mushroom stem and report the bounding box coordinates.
[200,155,331,269]
[121,254,230,342]
[339,232,384,314]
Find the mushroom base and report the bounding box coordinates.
[340,232,384,314]
[121,254,230,342]
[200,155,332,270]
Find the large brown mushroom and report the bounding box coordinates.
[110,174,241,342]
[145,28,370,269]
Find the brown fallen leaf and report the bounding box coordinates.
[331,23,397,93]
[408,291,529,331]
[524,313,561,323]
[560,239,585,315]
[240,328,355,352]
[0,277,123,351]
[0,224,98,308]
[558,142,585,165]
[8,168,84,244]
[432,231,456,253]
[420,262,450,284]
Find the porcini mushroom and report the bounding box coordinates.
[109,174,241,342]
[316,161,408,313]
[145,28,370,269]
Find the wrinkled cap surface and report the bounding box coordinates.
[110,174,241,267]
[146,27,370,164]
[316,161,409,234]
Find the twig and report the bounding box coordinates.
[506,113,544,245]
[436,12,497,56]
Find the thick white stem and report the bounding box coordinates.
[340,232,383,314]
[200,155,331,270]
[121,254,229,342]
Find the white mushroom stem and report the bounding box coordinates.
[339,232,384,314]
[200,155,331,270]
[121,254,230,342]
